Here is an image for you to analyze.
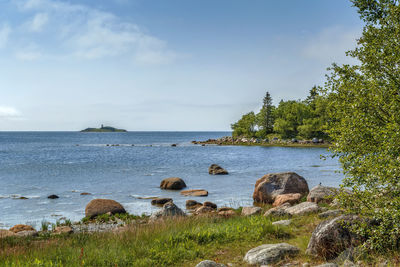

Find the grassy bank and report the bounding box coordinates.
[1,211,398,266]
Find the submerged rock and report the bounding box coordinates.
[208,164,228,175]
[160,177,187,190]
[243,243,299,265]
[48,194,59,199]
[85,199,126,219]
[253,172,309,204]
[180,189,208,197]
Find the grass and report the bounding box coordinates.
[1,210,399,266]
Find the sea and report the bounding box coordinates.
[0,131,342,229]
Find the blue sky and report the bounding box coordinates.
[0,0,363,131]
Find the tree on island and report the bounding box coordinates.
[325,0,400,252]
[256,91,275,137]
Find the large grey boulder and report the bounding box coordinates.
[306,215,363,259]
[272,219,291,226]
[285,202,320,216]
[150,202,186,221]
[253,172,309,204]
[307,185,338,204]
[243,243,299,265]
[195,260,226,267]
[319,209,342,218]
[264,203,291,217]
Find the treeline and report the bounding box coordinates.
[231,86,328,140]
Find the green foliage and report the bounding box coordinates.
[231,111,257,137]
[256,91,276,137]
[325,0,400,252]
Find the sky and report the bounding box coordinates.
[0,0,363,131]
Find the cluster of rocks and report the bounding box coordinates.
[192,136,329,146]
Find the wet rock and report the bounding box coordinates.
[171,144,177,147]
[273,193,302,207]
[160,177,187,190]
[241,206,262,216]
[264,203,291,217]
[285,202,320,216]
[150,202,186,220]
[9,224,35,233]
[85,199,126,219]
[195,206,215,214]
[195,260,226,267]
[208,164,228,175]
[180,189,208,197]
[48,194,59,199]
[253,172,309,204]
[80,192,92,196]
[186,200,203,209]
[272,219,291,226]
[151,198,173,205]
[306,215,363,259]
[18,196,28,199]
[203,201,217,209]
[307,185,338,204]
[243,243,299,265]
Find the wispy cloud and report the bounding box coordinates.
[0,106,21,119]
[8,0,177,64]
[0,24,11,48]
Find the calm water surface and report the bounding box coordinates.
[0,131,342,229]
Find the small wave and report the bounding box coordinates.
[130,195,157,200]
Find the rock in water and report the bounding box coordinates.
[241,206,262,216]
[160,177,187,190]
[208,164,228,175]
[195,260,226,267]
[48,194,59,199]
[273,193,302,207]
[244,243,299,265]
[306,215,363,259]
[180,189,208,197]
[253,172,309,204]
[307,185,338,203]
[186,200,203,209]
[9,224,35,233]
[85,199,126,218]
[150,202,186,220]
[151,198,173,205]
[203,201,217,209]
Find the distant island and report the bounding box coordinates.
[81,125,127,132]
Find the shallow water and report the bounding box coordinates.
[0,131,342,229]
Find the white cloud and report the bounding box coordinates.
[0,24,11,48]
[0,106,21,118]
[29,13,48,32]
[302,26,361,64]
[12,0,176,64]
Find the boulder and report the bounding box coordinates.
[208,164,228,175]
[203,201,217,209]
[80,192,91,195]
[180,189,208,197]
[273,193,302,207]
[195,206,215,214]
[150,202,186,220]
[253,172,309,204]
[186,200,203,209]
[54,226,73,235]
[272,219,291,226]
[319,209,342,219]
[307,185,338,204]
[218,210,236,217]
[217,207,233,212]
[241,206,262,216]
[243,243,300,265]
[264,203,291,217]
[160,177,187,190]
[85,199,126,218]
[0,229,17,238]
[48,194,59,199]
[16,230,38,237]
[195,260,226,267]
[151,198,173,205]
[285,202,320,216]
[9,224,35,233]
[306,215,363,259]
[315,264,338,267]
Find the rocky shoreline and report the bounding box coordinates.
[0,165,369,266]
[192,136,330,147]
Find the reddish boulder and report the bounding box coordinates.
[85,199,126,218]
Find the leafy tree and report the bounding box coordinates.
[256,91,275,137]
[325,0,400,251]
[231,112,257,138]
[273,100,311,138]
